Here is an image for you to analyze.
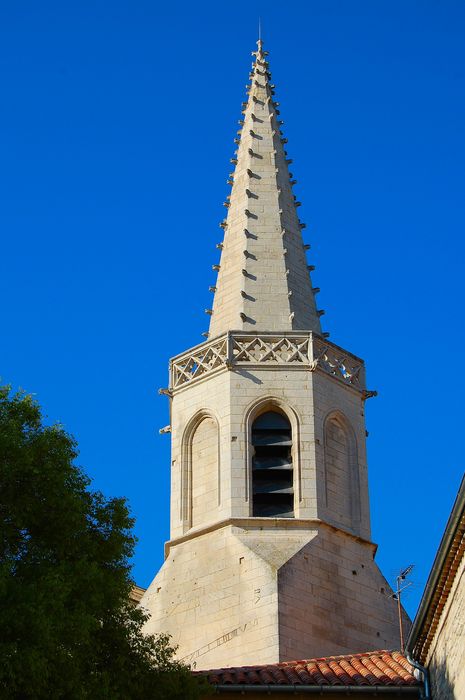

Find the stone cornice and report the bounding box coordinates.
[164,516,378,559]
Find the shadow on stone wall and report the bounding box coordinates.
[429,658,456,700]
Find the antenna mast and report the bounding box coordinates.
[393,564,414,651]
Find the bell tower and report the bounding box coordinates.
[141,39,408,670]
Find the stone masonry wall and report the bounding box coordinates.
[426,552,465,699]
[141,524,282,670]
[169,370,232,539]
[278,527,408,660]
[140,520,407,670]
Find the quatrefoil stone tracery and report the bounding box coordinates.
[233,336,308,364]
[171,333,364,390]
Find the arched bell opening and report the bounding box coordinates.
[251,410,294,518]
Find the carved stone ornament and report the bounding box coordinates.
[170,332,365,392]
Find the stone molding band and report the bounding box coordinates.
[163,516,378,558]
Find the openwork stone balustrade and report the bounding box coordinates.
[170,332,366,392]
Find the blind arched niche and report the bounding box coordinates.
[324,412,360,531]
[191,416,219,528]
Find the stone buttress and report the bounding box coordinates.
[140,40,409,670]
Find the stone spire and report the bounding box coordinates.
[208,40,323,338]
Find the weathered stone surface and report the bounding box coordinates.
[426,551,465,699]
[141,522,407,670]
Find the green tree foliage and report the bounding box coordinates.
[0,386,209,699]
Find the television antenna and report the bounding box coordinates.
[391,564,414,651]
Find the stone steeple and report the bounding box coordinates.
[141,39,409,671]
[209,40,322,337]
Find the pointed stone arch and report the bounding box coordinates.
[181,410,220,533]
[244,396,302,517]
[323,410,361,532]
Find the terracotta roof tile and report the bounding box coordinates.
[392,651,417,677]
[317,660,340,685]
[361,655,393,685]
[304,660,330,685]
[328,660,352,685]
[350,656,379,684]
[242,669,262,685]
[338,657,367,685]
[199,650,420,688]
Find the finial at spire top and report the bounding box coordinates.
[255,38,268,61]
[255,34,268,59]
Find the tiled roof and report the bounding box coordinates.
[200,651,419,688]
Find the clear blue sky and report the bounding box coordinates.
[1,1,464,621]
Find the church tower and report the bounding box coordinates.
[141,39,408,670]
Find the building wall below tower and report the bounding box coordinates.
[140,520,409,670]
[278,526,410,660]
[140,524,282,670]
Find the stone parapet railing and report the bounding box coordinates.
[169,331,366,393]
